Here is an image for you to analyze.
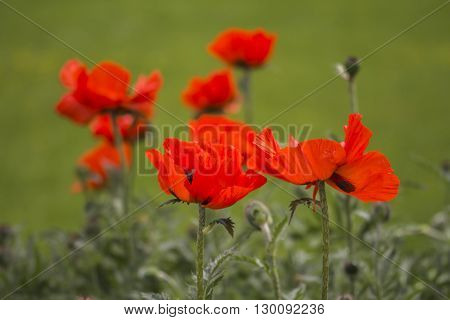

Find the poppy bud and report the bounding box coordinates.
[344,261,359,277]
[245,200,272,230]
[245,200,273,242]
[344,56,360,80]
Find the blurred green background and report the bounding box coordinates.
[0,0,449,232]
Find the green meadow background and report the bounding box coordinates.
[0,0,449,232]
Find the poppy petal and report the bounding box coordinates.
[86,61,131,108]
[56,93,97,125]
[344,113,372,162]
[127,70,163,118]
[326,151,399,202]
[301,139,346,180]
[205,170,267,209]
[189,115,256,161]
[78,142,132,189]
[146,149,192,202]
[252,128,315,185]
[60,59,87,89]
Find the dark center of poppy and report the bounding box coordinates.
[330,173,356,193]
[185,169,195,184]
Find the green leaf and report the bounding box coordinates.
[289,198,320,224]
[203,217,235,237]
[232,255,267,271]
[203,247,237,300]
[205,274,224,300]
[271,216,288,246]
[158,198,182,208]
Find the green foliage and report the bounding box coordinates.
[0,187,448,299]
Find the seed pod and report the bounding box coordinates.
[344,261,359,277]
[344,56,360,80]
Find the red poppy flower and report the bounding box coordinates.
[252,114,399,202]
[127,70,163,118]
[146,139,266,209]
[74,141,132,191]
[182,69,237,112]
[56,59,162,124]
[208,28,276,68]
[89,113,148,143]
[189,115,256,162]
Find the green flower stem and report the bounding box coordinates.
[111,111,128,216]
[267,240,282,299]
[239,68,252,123]
[346,75,358,294]
[344,195,355,296]
[196,204,206,300]
[318,181,330,300]
[344,196,354,259]
[348,79,358,113]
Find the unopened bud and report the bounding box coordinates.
[245,200,273,242]
[344,261,359,277]
[344,56,360,80]
[245,200,272,230]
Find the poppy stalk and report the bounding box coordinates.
[266,229,282,299]
[317,181,329,299]
[339,56,361,296]
[111,110,129,215]
[345,56,360,113]
[239,68,253,123]
[196,204,206,299]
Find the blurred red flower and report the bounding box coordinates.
[182,69,237,113]
[208,28,276,68]
[146,139,266,209]
[126,70,163,118]
[89,113,148,143]
[189,115,256,162]
[56,59,162,124]
[252,114,399,202]
[74,141,132,191]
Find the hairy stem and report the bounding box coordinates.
[111,111,128,216]
[267,242,282,299]
[196,204,206,300]
[348,79,358,113]
[344,195,355,296]
[239,68,252,123]
[374,222,382,299]
[318,181,330,300]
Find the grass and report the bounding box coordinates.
[0,0,449,232]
